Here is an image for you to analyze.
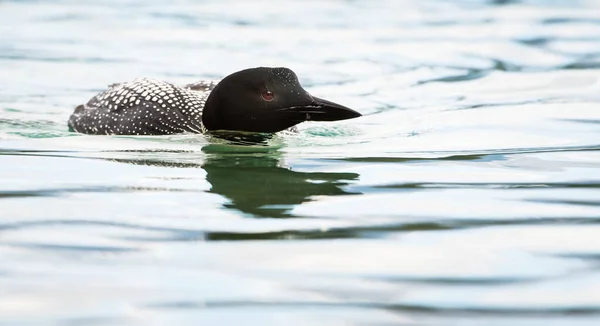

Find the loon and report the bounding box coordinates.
[68,67,361,135]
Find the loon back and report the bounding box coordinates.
[68,78,218,135]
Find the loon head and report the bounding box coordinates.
[201,67,362,133]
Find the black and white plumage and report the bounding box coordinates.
[68,78,217,135]
[68,67,361,135]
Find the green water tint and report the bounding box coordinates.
[301,124,363,137]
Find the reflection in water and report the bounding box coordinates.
[105,145,361,219]
[202,149,360,218]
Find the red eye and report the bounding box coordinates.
[261,90,274,101]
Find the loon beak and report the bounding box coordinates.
[309,96,362,121]
[287,96,362,122]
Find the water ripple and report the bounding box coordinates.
[2,0,600,325]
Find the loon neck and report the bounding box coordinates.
[200,84,221,132]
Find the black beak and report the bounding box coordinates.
[286,96,362,122]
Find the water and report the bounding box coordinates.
[2,0,600,325]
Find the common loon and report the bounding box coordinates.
[68,67,361,135]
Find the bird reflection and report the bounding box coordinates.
[201,150,360,218]
[102,137,361,218]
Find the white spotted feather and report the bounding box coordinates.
[68,78,218,135]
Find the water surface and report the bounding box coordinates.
[2,0,600,325]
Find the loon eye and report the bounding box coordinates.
[261,90,274,101]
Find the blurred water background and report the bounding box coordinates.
[2,0,600,325]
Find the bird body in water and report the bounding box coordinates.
[68,67,361,135]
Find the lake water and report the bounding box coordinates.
[2,0,600,325]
